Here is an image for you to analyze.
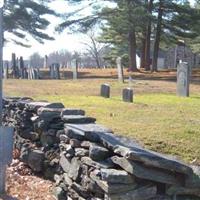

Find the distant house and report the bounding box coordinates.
[137,42,200,70]
[164,42,200,69]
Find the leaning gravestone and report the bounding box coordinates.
[177,62,190,97]
[123,88,133,102]
[101,84,110,98]
[116,57,124,83]
[0,127,14,194]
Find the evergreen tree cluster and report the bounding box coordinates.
[60,0,200,71]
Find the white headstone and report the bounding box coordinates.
[116,57,124,83]
[72,59,78,80]
[177,62,190,97]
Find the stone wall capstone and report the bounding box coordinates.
[2,97,200,200]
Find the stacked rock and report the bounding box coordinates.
[2,97,200,200]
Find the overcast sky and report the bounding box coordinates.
[3,0,196,60]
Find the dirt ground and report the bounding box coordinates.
[0,159,54,200]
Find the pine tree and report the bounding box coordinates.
[4,0,57,46]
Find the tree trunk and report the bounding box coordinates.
[140,38,146,68]
[128,30,138,72]
[152,0,163,72]
[145,0,154,71]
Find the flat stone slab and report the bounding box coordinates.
[99,132,142,151]
[111,156,183,185]
[100,168,135,184]
[105,185,157,200]
[113,145,192,175]
[64,123,113,142]
[166,185,200,197]
[90,170,137,194]
[81,157,115,169]
[61,108,85,116]
[62,115,96,124]
[26,101,64,111]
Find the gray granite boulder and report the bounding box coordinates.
[89,144,112,161]
[62,115,96,124]
[27,149,45,172]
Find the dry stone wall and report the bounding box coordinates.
[2,97,200,200]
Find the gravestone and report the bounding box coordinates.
[116,57,124,83]
[33,69,39,80]
[101,84,110,98]
[19,56,25,79]
[50,63,60,79]
[28,67,31,79]
[43,55,48,68]
[0,127,14,194]
[24,68,28,79]
[177,62,190,97]
[72,59,78,80]
[122,88,133,102]
[11,53,18,78]
[54,64,60,79]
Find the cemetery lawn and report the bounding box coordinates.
[4,78,200,164]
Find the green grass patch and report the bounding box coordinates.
[3,79,200,163]
[35,93,200,163]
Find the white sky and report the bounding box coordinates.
[3,0,196,60]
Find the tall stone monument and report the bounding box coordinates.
[43,55,48,68]
[72,59,78,80]
[116,57,124,83]
[177,62,190,97]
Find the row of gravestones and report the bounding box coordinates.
[4,53,41,80]
[49,60,78,80]
[101,84,134,103]
[101,62,191,102]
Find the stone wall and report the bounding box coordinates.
[3,97,200,200]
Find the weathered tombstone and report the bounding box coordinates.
[49,65,53,79]
[28,66,35,80]
[24,68,28,79]
[33,69,39,80]
[19,56,25,79]
[72,59,78,80]
[37,68,41,79]
[122,88,133,102]
[54,64,60,79]
[101,84,110,98]
[0,127,14,193]
[116,57,124,83]
[11,53,18,78]
[177,62,190,97]
[43,55,48,68]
